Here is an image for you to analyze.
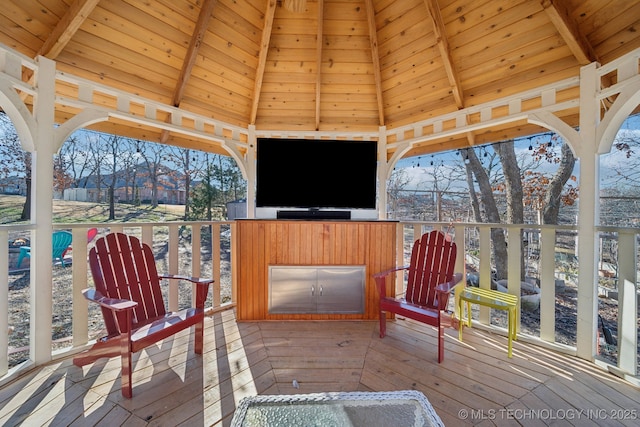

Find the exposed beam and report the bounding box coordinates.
[424,0,464,109]
[22,0,100,93]
[249,0,278,125]
[315,0,324,130]
[173,0,217,107]
[161,0,217,143]
[540,0,598,65]
[364,0,385,126]
[38,0,101,59]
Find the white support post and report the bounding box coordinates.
[377,126,387,219]
[575,62,600,361]
[30,56,57,364]
[246,125,257,219]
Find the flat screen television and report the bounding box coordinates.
[255,138,378,219]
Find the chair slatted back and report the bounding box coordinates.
[89,233,166,335]
[405,230,457,308]
[52,231,73,259]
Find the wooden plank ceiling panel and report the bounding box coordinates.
[585,2,640,60]
[123,0,197,29]
[63,35,177,93]
[2,2,54,50]
[153,0,202,22]
[255,5,318,129]
[79,15,185,74]
[465,57,582,108]
[452,18,562,76]
[318,0,378,130]
[460,42,575,92]
[0,14,43,55]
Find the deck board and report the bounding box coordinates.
[0,309,638,426]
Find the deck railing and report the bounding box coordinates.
[1,220,638,384]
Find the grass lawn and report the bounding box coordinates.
[0,195,185,224]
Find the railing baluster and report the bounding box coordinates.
[211,223,221,308]
[191,225,201,308]
[168,224,179,312]
[478,226,491,324]
[540,227,556,342]
[617,230,638,376]
[0,229,8,376]
[71,227,89,348]
[507,227,522,333]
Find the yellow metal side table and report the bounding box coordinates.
[458,287,519,357]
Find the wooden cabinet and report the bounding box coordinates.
[234,219,397,320]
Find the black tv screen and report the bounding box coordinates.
[256,138,377,210]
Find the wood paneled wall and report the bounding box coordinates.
[234,220,397,320]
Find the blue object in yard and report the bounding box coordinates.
[15,231,73,268]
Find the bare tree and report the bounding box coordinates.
[111,138,138,204]
[387,168,412,218]
[462,147,509,280]
[0,112,31,219]
[102,134,120,220]
[212,154,246,218]
[417,160,458,221]
[542,142,576,224]
[59,134,97,188]
[85,133,105,202]
[493,141,524,224]
[137,141,167,208]
[461,135,577,280]
[166,147,205,220]
[493,140,525,280]
[52,153,73,194]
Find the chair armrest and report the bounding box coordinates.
[81,288,138,311]
[373,266,409,298]
[373,265,409,280]
[435,273,464,310]
[158,274,213,309]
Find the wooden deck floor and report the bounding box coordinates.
[0,310,638,426]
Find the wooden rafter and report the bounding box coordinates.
[161,0,217,143]
[172,0,217,107]
[21,0,99,88]
[249,0,278,125]
[541,0,598,65]
[424,0,464,109]
[364,0,385,126]
[423,0,474,145]
[315,0,324,130]
[38,0,100,59]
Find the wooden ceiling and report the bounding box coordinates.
[1,0,639,157]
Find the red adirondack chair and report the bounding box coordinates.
[374,230,463,363]
[73,232,213,398]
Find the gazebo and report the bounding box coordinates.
[0,0,639,423]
